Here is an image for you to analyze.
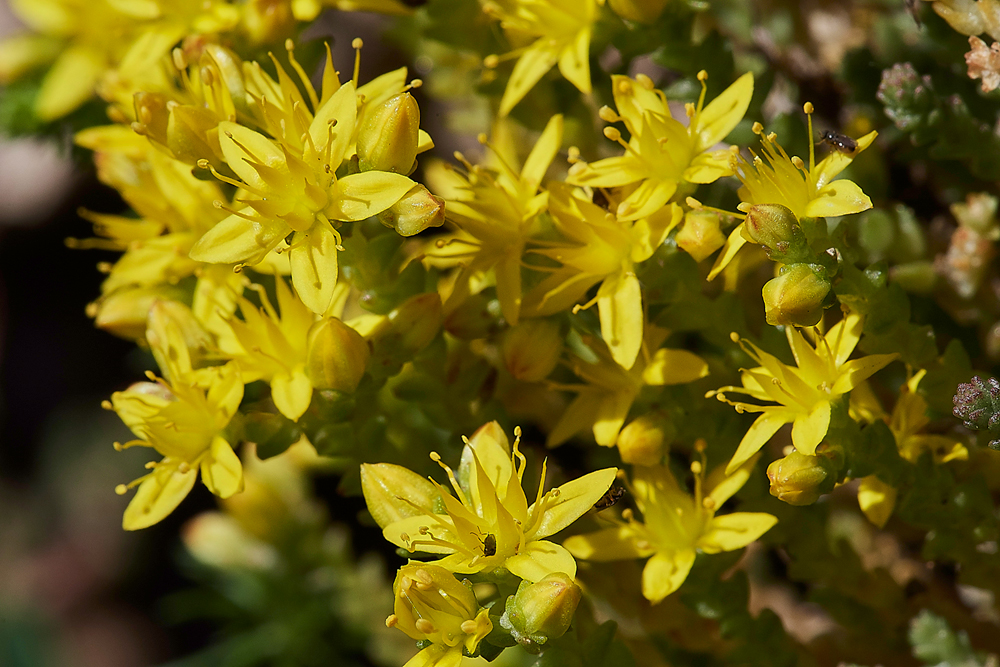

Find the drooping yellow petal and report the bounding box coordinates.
[642,349,710,385]
[123,465,198,531]
[706,454,759,508]
[505,539,577,582]
[641,549,696,603]
[598,271,643,370]
[790,400,831,455]
[547,391,603,447]
[592,390,636,446]
[498,40,560,116]
[698,512,777,553]
[200,436,244,498]
[288,225,339,315]
[858,475,897,528]
[528,468,617,540]
[495,254,524,327]
[563,525,652,561]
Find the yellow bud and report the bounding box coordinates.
[377,184,445,237]
[357,92,421,174]
[499,573,582,648]
[360,462,440,528]
[676,211,726,262]
[305,317,370,393]
[93,287,187,340]
[181,512,277,570]
[766,450,833,506]
[607,0,669,23]
[132,92,170,145]
[617,413,674,466]
[242,0,296,46]
[502,319,562,382]
[741,204,806,260]
[167,104,222,165]
[762,263,831,327]
[392,563,492,654]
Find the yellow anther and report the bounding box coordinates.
[697,70,708,81]
[115,484,128,495]
[352,38,364,49]
[385,615,398,628]
[803,101,815,114]
[702,497,717,510]
[604,127,622,142]
[414,619,435,634]
[686,196,704,209]
[751,121,764,134]
[483,54,499,68]
[691,461,703,474]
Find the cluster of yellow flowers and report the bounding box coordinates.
[5,0,977,663]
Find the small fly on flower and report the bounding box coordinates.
[819,130,858,155]
[472,531,497,557]
[593,485,626,510]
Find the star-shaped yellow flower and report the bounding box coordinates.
[710,311,897,474]
[564,447,777,604]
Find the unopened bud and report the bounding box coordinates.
[617,412,674,466]
[360,462,440,528]
[306,317,370,393]
[607,0,669,22]
[500,573,581,651]
[93,286,187,340]
[762,263,830,327]
[167,104,222,165]
[503,319,562,382]
[766,450,834,505]
[357,93,421,174]
[133,92,170,145]
[377,184,445,237]
[443,292,500,340]
[741,203,807,262]
[676,210,726,262]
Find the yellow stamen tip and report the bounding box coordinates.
[385,615,398,628]
[284,38,295,51]
[115,484,128,495]
[729,332,740,342]
[686,196,703,210]
[695,438,707,452]
[691,461,703,474]
[352,38,364,49]
[697,70,708,81]
[483,54,499,68]
[702,497,716,510]
[803,101,814,114]
[751,122,764,134]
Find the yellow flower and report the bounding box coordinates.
[708,105,877,280]
[483,0,601,116]
[111,302,244,530]
[547,327,709,448]
[566,71,753,221]
[564,446,777,604]
[710,311,897,474]
[373,421,617,582]
[187,42,433,315]
[387,564,492,667]
[435,115,563,325]
[525,183,682,369]
[224,278,317,422]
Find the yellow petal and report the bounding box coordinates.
[288,225,340,315]
[547,391,603,447]
[706,454,760,508]
[189,209,286,265]
[327,171,415,221]
[556,27,591,94]
[641,549,695,604]
[35,46,103,121]
[494,254,523,326]
[858,475,896,528]
[528,467,617,540]
[383,515,458,554]
[804,179,872,218]
[698,512,777,553]
[683,150,733,184]
[123,464,197,530]
[403,645,463,667]
[618,178,677,221]
[270,366,313,421]
[520,114,563,190]
[642,348,709,385]
[498,40,559,116]
[831,354,899,395]
[563,525,652,561]
[790,400,831,455]
[727,411,792,474]
[460,421,513,504]
[567,155,647,188]
[361,462,440,528]
[598,272,643,370]
[0,34,60,83]
[309,81,356,168]
[200,436,244,498]
[592,390,636,447]
[218,122,288,194]
[692,72,754,150]
[505,540,577,582]
[706,222,748,281]
[812,130,877,188]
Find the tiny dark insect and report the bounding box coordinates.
[593,485,626,510]
[472,531,497,557]
[819,130,858,155]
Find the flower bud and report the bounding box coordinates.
[167,104,223,165]
[182,512,277,570]
[92,286,187,340]
[360,462,440,528]
[242,0,296,46]
[617,412,674,466]
[607,0,669,23]
[357,93,421,174]
[385,292,444,353]
[741,203,807,261]
[377,184,445,237]
[762,263,830,327]
[503,319,562,382]
[766,450,834,506]
[676,210,726,262]
[389,564,492,653]
[306,317,370,393]
[499,573,581,650]
[132,92,171,145]
[443,292,500,340]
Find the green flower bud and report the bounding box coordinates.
[617,412,674,465]
[503,319,562,382]
[377,184,445,237]
[676,210,726,262]
[741,203,808,262]
[306,317,370,393]
[357,92,420,174]
[499,573,582,651]
[762,263,831,327]
[766,450,834,506]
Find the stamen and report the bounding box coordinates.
[430,451,472,506]
[285,39,319,110]
[351,38,363,88]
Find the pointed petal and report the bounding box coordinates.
[498,40,559,116]
[289,226,339,315]
[528,467,617,540]
[598,272,643,370]
[495,254,523,326]
[123,464,197,530]
[727,411,791,474]
[698,512,777,553]
[327,171,415,221]
[218,122,288,194]
[35,46,103,121]
[858,475,896,528]
[563,525,651,561]
[805,179,872,218]
[706,454,760,508]
[642,348,709,385]
[592,390,636,447]
[831,354,899,395]
[403,645,463,667]
[618,178,677,221]
[556,27,591,94]
[271,366,312,421]
[566,155,647,188]
[812,130,877,188]
[520,114,563,190]
[189,211,286,265]
[505,540,577,581]
[200,436,244,498]
[309,81,356,168]
[641,549,695,604]
[790,400,831,455]
[706,222,747,281]
[547,392,602,447]
[693,72,754,150]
